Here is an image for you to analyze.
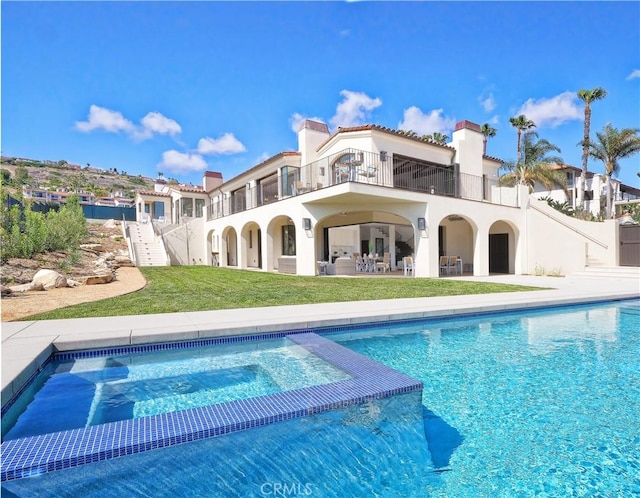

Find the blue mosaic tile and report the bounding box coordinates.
[1,332,422,482]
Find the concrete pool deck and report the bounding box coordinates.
[2,271,639,410]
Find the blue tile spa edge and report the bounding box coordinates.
[0,333,422,482]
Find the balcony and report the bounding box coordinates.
[208,148,517,220]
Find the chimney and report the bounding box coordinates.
[203,171,223,192]
[298,119,330,166]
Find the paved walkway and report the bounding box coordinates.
[2,273,638,408]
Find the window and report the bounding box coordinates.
[195,198,205,218]
[231,188,246,214]
[584,190,594,201]
[282,225,296,256]
[281,166,299,197]
[181,198,194,217]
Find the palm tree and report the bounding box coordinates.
[509,115,536,164]
[481,123,497,155]
[422,132,449,144]
[586,123,640,218]
[499,131,565,193]
[577,87,607,209]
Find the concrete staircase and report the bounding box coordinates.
[128,221,169,267]
[572,266,640,279]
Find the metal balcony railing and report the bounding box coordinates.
[207,148,518,220]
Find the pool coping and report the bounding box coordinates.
[1,333,422,481]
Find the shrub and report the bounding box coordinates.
[0,191,88,262]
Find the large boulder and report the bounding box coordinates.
[32,269,68,289]
[1,285,12,296]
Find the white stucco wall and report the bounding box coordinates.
[164,217,206,265]
[525,197,618,274]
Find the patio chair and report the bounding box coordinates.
[376,252,391,273]
[403,256,414,276]
[448,255,459,275]
[439,256,449,275]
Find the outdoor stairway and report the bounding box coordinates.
[572,266,640,279]
[128,221,169,267]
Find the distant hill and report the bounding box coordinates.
[1,157,156,198]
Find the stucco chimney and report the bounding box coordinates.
[451,120,484,177]
[298,119,330,166]
[203,171,223,192]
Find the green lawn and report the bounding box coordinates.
[26,267,543,321]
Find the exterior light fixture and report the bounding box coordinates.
[303,218,312,230]
[380,151,387,162]
[417,217,426,230]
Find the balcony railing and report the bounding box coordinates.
[208,148,518,220]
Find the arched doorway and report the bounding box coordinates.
[222,227,238,267]
[438,214,475,275]
[241,222,262,269]
[489,220,517,274]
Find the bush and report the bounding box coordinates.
[0,191,88,262]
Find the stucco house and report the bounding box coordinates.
[530,164,640,218]
[135,118,627,276]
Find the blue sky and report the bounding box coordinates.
[2,1,639,188]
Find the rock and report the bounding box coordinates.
[9,281,45,292]
[81,243,104,253]
[1,285,12,295]
[102,219,118,229]
[67,279,82,287]
[84,274,113,285]
[32,269,68,289]
[114,255,134,266]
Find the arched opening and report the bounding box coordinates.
[438,214,475,275]
[222,227,238,267]
[241,222,262,269]
[267,215,297,274]
[489,220,517,274]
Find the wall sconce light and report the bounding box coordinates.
[303,218,312,230]
[417,217,426,230]
[380,151,388,162]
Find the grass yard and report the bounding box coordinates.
[27,266,543,320]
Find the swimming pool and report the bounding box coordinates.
[2,299,639,496]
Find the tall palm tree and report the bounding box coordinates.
[499,131,565,193]
[509,115,536,164]
[577,87,607,209]
[481,123,497,155]
[586,123,640,218]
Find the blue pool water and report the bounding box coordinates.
[2,338,350,440]
[2,299,639,497]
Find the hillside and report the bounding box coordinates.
[1,157,156,198]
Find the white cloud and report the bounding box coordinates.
[197,133,246,155]
[139,112,182,137]
[75,105,182,141]
[479,93,497,112]
[75,105,136,134]
[158,150,208,174]
[517,91,582,128]
[329,90,382,129]
[397,106,456,136]
[289,112,325,133]
[626,69,640,80]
